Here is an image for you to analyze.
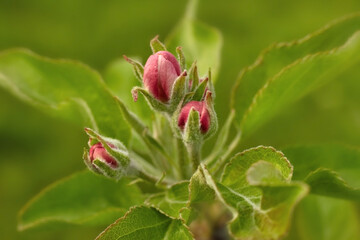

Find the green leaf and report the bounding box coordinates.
[216,182,308,240]
[189,165,216,207]
[286,195,360,240]
[146,181,189,219]
[18,171,144,231]
[183,164,219,224]
[231,14,360,137]
[146,165,217,223]
[246,160,285,185]
[218,146,308,239]
[0,49,130,143]
[283,145,360,200]
[166,0,222,81]
[221,146,293,188]
[96,206,193,240]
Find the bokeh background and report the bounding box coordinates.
[1,0,360,239]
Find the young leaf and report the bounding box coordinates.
[96,206,193,240]
[218,146,308,239]
[146,166,218,223]
[231,14,360,138]
[221,146,293,188]
[246,160,285,185]
[216,182,308,240]
[0,49,130,143]
[189,165,216,207]
[146,181,189,219]
[18,171,144,231]
[283,145,360,200]
[166,0,222,81]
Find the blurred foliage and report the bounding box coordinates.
[1,0,360,239]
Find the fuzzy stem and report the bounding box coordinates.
[187,142,202,172]
[136,170,168,189]
[177,138,188,179]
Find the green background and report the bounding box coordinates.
[1,0,359,239]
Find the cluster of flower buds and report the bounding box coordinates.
[125,36,218,143]
[84,36,218,180]
[83,128,130,180]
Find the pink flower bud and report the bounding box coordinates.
[89,142,118,168]
[143,51,181,102]
[178,101,211,133]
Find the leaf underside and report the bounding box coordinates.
[231,13,360,138]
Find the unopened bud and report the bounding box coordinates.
[178,101,210,133]
[143,51,181,102]
[83,128,130,180]
[89,142,118,168]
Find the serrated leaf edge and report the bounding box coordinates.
[239,31,360,132]
[95,205,194,240]
[220,146,293,183]
[230,12,360,109]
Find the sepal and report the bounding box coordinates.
[150,35,167,53]
[92,159,124,179]
[183,108,202,144]
[83,148,100,173]
[207,68,216,99]
[131,86,170,113]
[202,91,218,140]
[176,46,186,71]
[192,77,208,101]
[169,71,187,112]
[189,61,199,91]
[123,55,144,83]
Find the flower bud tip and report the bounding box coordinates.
[178,101,210,133]
[143,51,181,102]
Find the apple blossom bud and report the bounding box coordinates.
[84,128,130,180]
[89,142,118,168]
[143,51,181,102]
[178,101,210,133]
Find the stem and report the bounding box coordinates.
[152,113,179,176]
[187,142,202,172]
[129,151,175,187]
[136,170,168,189]
[177,138,188,179]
